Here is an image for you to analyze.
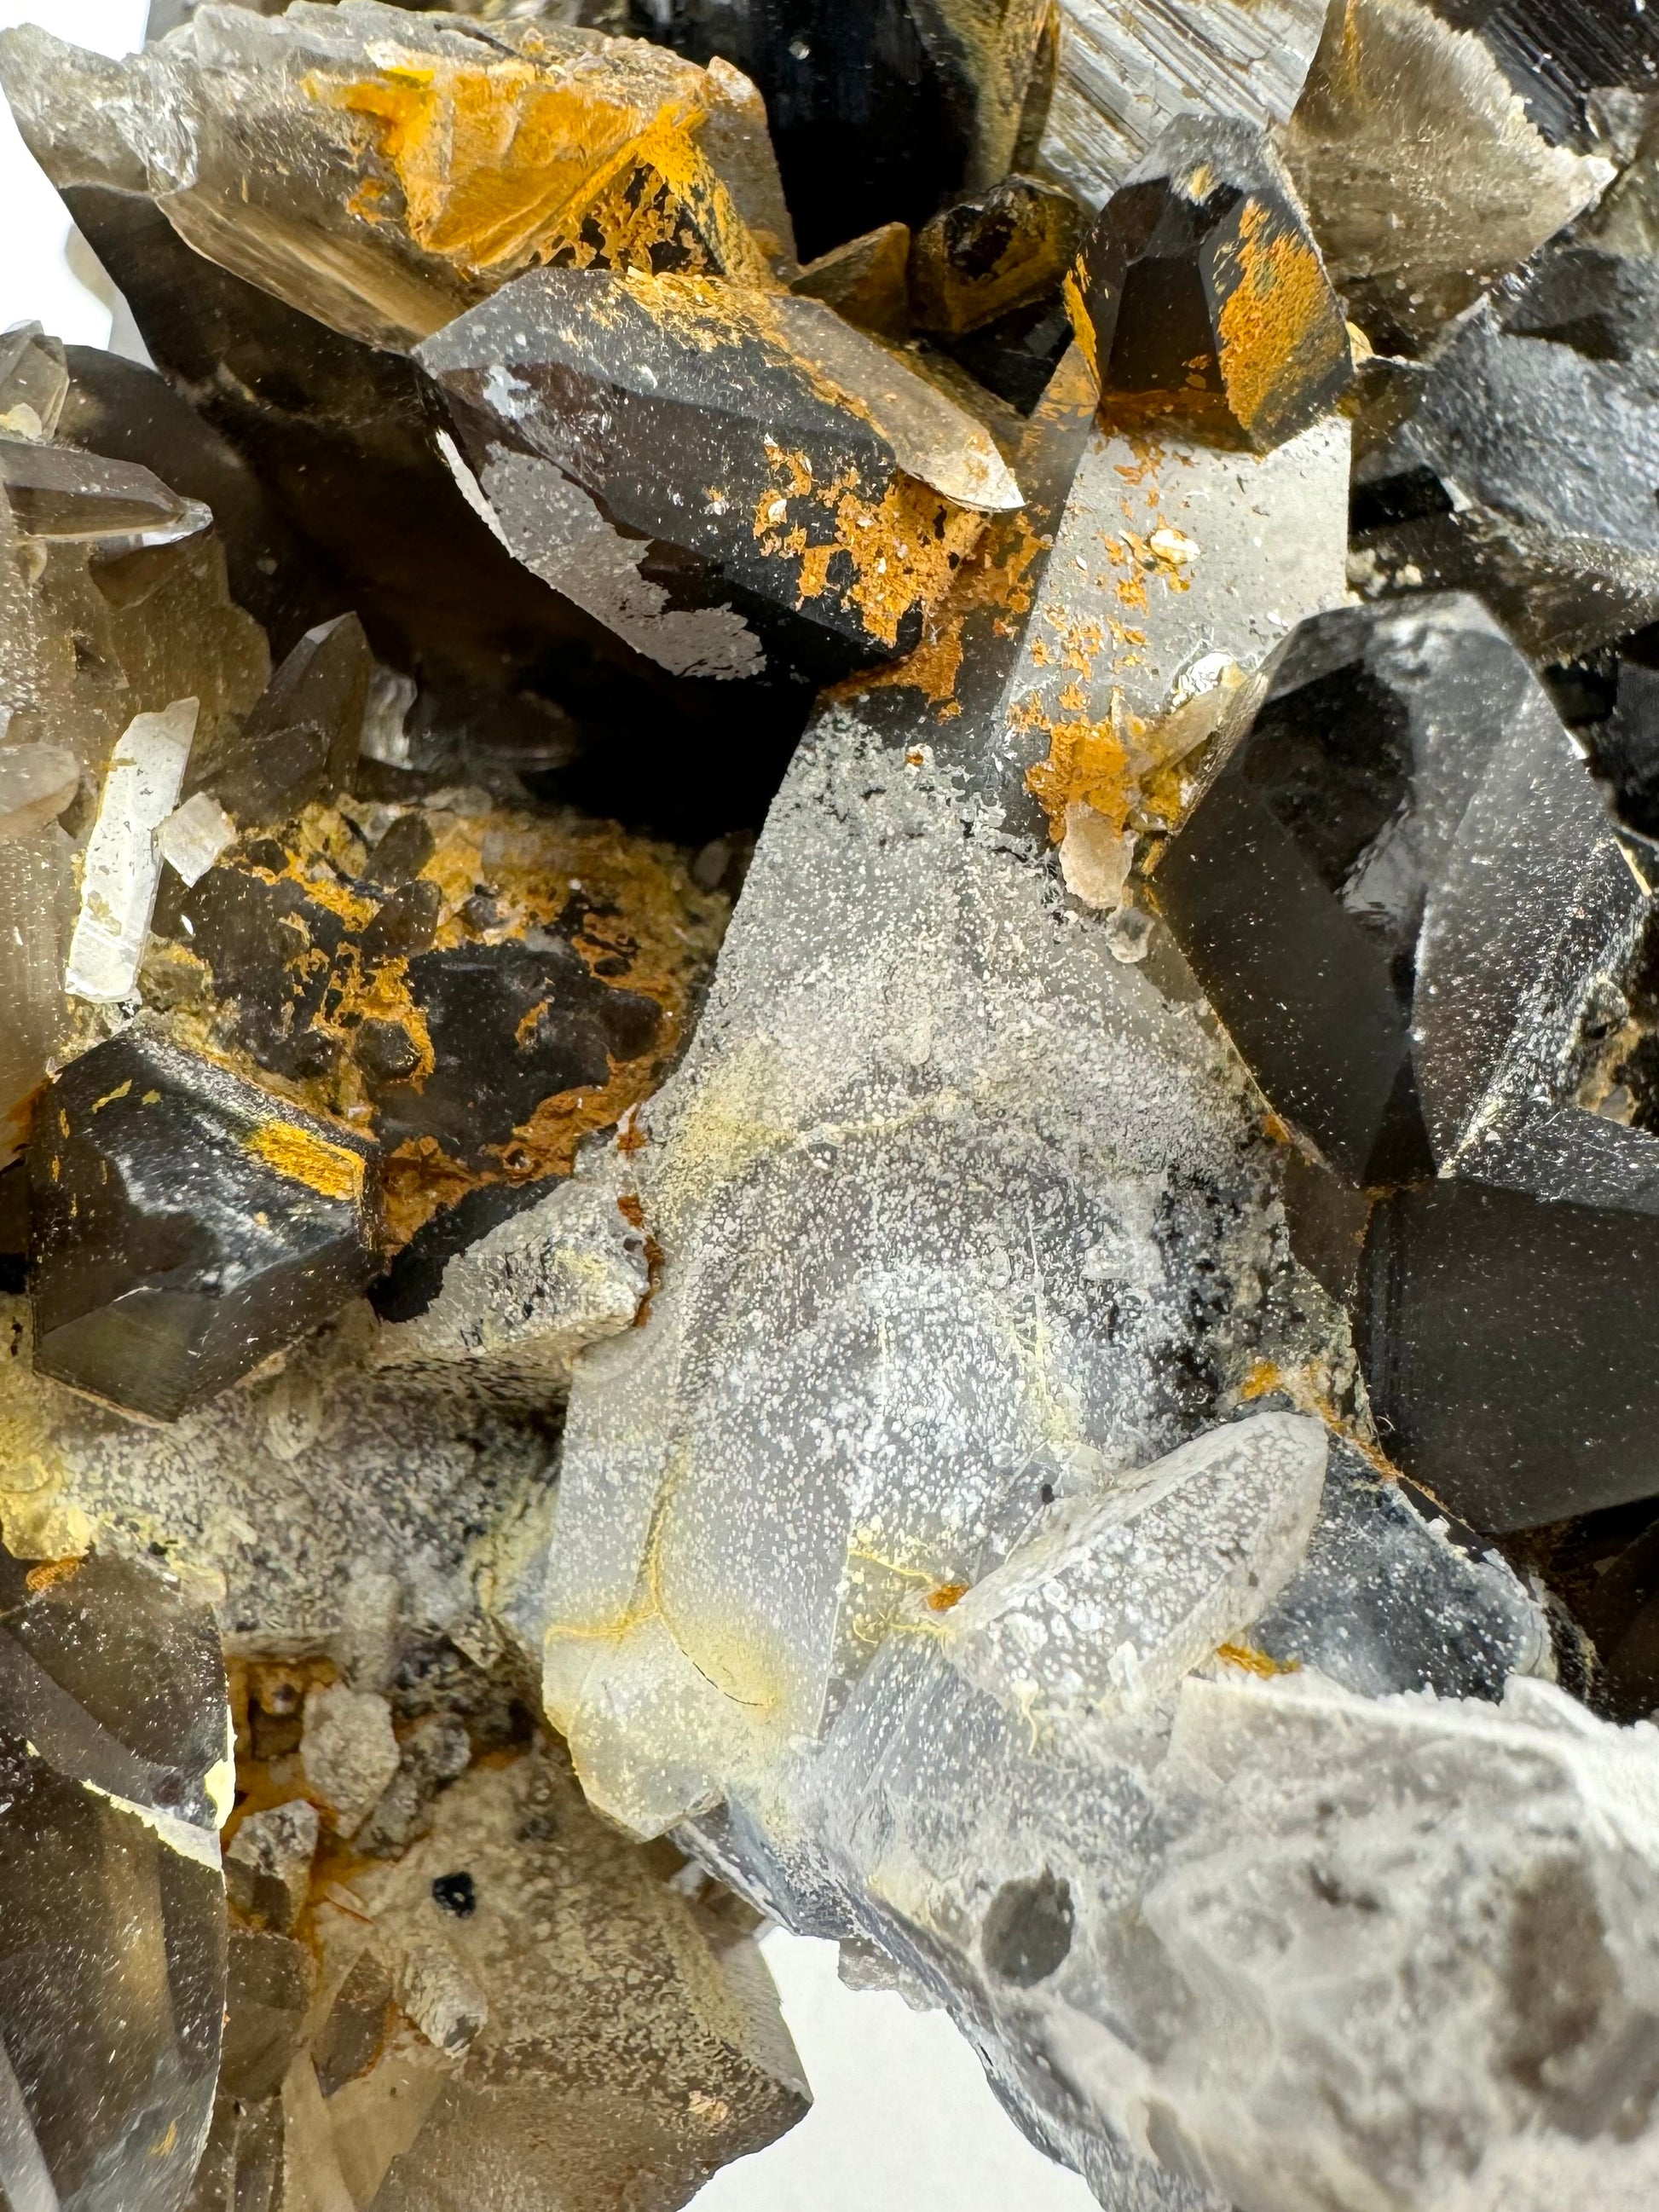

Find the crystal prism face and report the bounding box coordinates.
[1427,0,1659,148]
[0,1545,229,2212]
[0,321,69,442]
[1153,594,1546,1181]
[1155,584,1659,1528]
[1353,301,1659,656]
[0,367,269,787]
[1067,115,1354,451]
[0,7,770,355]
[1359,1179,1659,1530]
[789,221,914,338]
[189,612,370,827]
[1280,0,1613,349]
[28,1024,382,1421]
[418,267,1019,668]
[0,437,208,547]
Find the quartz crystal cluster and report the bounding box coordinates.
[8,3,1659,2209]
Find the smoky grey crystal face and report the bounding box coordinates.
[0,1548,228,2212]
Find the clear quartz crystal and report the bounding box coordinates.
[0,320,68,442]
[66,697,198,1002]
[157,787,234,887]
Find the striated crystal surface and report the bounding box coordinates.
[1031,0,1329,211]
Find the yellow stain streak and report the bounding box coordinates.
[1216,1641,1300,1678]
[245,1122,364,1206]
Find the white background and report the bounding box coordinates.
[0,4,1098,2204]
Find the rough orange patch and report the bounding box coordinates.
[24,1556,82,1594]
[143,800,725,1251]
[1214,198,1349,440]
[755,453,984,650]
[245,1120,367,1206]
[1025,708,1136,842]
[926,1581,970,1613]
[550,124,769,283]
[1240,1360,1283,1401]
[316,50,713,279]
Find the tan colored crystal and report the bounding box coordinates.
[1280,0,1611,344]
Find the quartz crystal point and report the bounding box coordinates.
[1155,588,1659,1528]
[27,1023,382,1421]
[789,222,914,339]
[0,440,208,550]
[0,348,269,789]
[417,266,1020,672]
[1354,300,1659,657]
[0,8,773,357]
[1030,0,1329,211]
[0,1543,230,2212]
[1280,0,1612,348]
[0,320,68,442]
[65,699,198,1004]
[55,345,340,659]
[910,173,1083,338]
[1012,375,1350,896]
[1066,116,1354,452]
[188,612,370,829]
[1152,594,1578,1181]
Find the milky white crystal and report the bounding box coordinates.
[66,696,197,1002]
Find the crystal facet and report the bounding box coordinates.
[28,1024,382,1420]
